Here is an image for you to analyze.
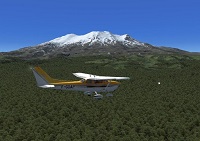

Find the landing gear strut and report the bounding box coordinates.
[93,92,103,99]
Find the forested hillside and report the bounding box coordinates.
[0,55,200,140]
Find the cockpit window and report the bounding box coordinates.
[95,80,108,83]
[86,80,93,83]
[85,79,108,84]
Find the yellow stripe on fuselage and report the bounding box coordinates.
[34,66,120,86]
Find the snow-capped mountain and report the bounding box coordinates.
[1,31,189,59]
[41,31,144,47]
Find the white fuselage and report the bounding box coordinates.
[50,84,119,92]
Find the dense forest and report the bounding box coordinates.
[0,54,200,140]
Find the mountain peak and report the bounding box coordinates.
[41,31,143,46]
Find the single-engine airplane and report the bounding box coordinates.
[32,66,130,99]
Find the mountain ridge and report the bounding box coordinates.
[41,31,144,47]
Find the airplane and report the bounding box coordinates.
[32,66,130,99]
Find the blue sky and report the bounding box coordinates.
[0,0,199,52]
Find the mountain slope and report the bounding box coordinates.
[1,31,190,59]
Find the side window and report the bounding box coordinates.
[94,80,108,83]
[86,80,93,84]
[94,80,103,83]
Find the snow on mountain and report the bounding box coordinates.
[41,31,144,46]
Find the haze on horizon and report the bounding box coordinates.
[0,0,199,52]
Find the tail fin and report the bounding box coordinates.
[32,66,55,88]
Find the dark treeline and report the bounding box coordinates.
[0,55,200,140]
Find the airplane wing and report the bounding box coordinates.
[73,73,130,80]
[73,73,92,79]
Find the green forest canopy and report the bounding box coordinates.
[0,55,200,140]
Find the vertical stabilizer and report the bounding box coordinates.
[32,67,55,88]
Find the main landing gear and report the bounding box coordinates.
[83,91,113,99]
[93,92,103,99]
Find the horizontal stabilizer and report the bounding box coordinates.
[39,85,55,88]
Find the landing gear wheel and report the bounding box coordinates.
[84,91,92,96]
[93,94,103,99]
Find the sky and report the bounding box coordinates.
[0,0,199,52]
